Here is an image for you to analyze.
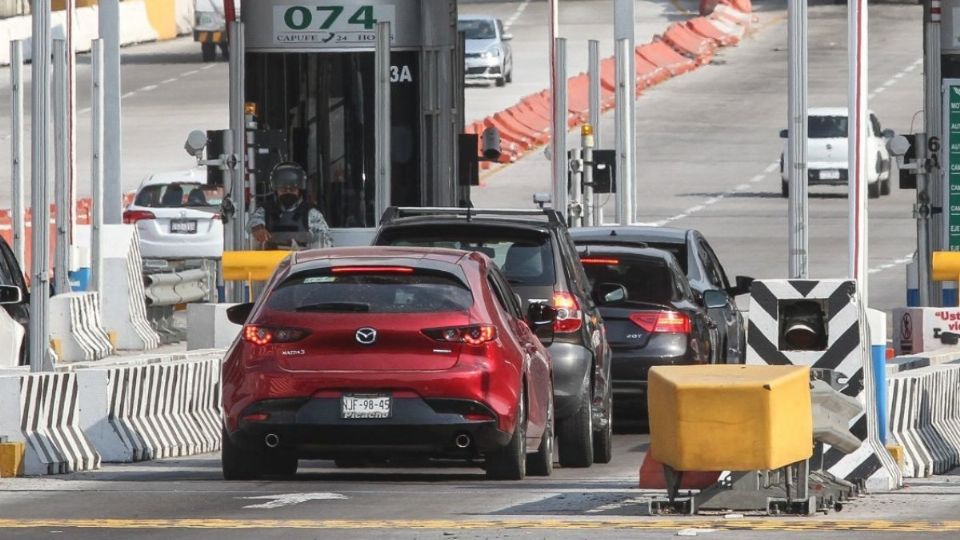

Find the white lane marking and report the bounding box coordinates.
[202,64,217,70]
[160,78,178,85]
[504,0,532,29]
[140,85,158,92]
[240,493,348,510]
[182,69,199,76]
[685,205,705,214]
[867,253,914,275]
[750,174,766,183]
[882,79,897,88]
[705,196,723,205]
[734,184,750,191]
[121,91,137,99]
[764,162,779,173]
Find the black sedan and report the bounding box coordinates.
[575,244,721,421]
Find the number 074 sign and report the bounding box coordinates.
[272,3,397,48]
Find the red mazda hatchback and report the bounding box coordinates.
[222,246,556,480]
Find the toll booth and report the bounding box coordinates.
[240,0,465,229]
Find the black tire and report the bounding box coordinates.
[505,64,513,84]
[557,373,593,468]
[486,388,526,480]
[868,181,880,199]
[221,428,261,480]
[880,177,891,196]
[220,42,230,62]
[201,42,217,63]
[592,388,613,464]
[495,76,506,87]
[527,393,554,476]
[781,180,789,198]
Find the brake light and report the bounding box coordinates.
[422,325,498,345]
[331,266,414,274]
[629,311,691,334]
[242,325,310,345]
[552,292,583,333]
[580,258,619,265]
[122,210,155,224]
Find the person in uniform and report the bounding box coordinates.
[249,162,333,250]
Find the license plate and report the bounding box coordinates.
[170,219,197,234]
[341,393,392,419]
[820,170,840,180]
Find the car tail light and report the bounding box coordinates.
[422,325,498,345]
[122,210,155,224]
[242,325,310,345]
[629,311,691,334]
[552,291,583,334]
[331,266,413,274]
[580,258,619,265]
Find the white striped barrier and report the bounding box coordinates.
[49,292,114,363]
[99,225,161,351]
[0,372,101,475]
[888,363,960,478]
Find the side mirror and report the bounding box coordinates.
[502,33,513,41]
[728,275,754,297]
[184,130,208,159]
[703,289,729,310]
[779,129,788,139]
[0,285,23,305]
[226,302,254,325]
[592,282,627,305]
[881,128,896,139]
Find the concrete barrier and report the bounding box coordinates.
[887,362,960,478]
[0,307,24,369]
[187,303,241,350]
[49,292,114,363]
[99,225,161,351]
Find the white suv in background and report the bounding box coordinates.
[123,169,224,261]
[780,107,893,198]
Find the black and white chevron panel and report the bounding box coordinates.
[19,372,101,475]
[888,364,960,478]
[104,356,222,462]
[746,279,900,490]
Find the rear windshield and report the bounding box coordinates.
[134,183,223,208]
[644,242,687,273]
[809,116,848,138]
[265,271,473,313]
[459,20,496,40]
[383,231,556,286]
[581,257,674,305]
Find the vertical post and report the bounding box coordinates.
[615,38,634,225]
[552,38,568,218]
[228,20,246,262]
[91,39,105,298]
[30,0,52,371]
[588,40,601,148]
[375,21,392,221]
[569,147,582,227]
[10,40,25,268]
[848,0,869,296]
[582,125,595,227]
[614,0,636,214]
[66,0,76,249]
[54,39,71,295]
[926,0,942,305]
[787,0,809,278]
[99,0,122,224]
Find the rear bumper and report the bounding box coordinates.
[138,236,223,260]
[229,397,510,458]
[194,30,227,44]
[610,339,698,415]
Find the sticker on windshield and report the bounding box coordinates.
[304,277,336,284]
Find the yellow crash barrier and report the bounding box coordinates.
[0,441,24,477]
[932,252,960,305]
[648,364,812,472]
[221,251,291,285]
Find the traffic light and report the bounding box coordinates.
[778,299,828,351]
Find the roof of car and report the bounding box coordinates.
[576,243,679,265]
[378,207,563,234]
[292,246,483,268]
[569,226,689,244]
[458,15,498,22]
[807,107,877,117]
[140,169,207,187]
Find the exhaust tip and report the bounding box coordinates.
[264,433,280,448]
[455,433,471,449]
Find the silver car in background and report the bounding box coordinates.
[459,15,513,87]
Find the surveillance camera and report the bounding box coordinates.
[184,130,208,158]
[481,127,502,161]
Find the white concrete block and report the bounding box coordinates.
[0,308,24,369]
[187,303,241,350]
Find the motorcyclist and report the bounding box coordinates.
[249,162,333,250]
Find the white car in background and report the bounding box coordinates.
[780,107,893,198]
[123,169,224,260]
[459,15,514,87]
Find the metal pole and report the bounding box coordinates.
[925,1,941,305]
[582,125,595,227]
[10,40,25,268]
[30,0,52,371]
[588,40,601,148]
[787,0,809,278]
[552,38,568,217]
[914,131,930,307]
[91,39,105,298]
[615,38,634,225]
[228,20,245,304]
[849,0,869,296]
[614,0,636,215]
[569,147,582,227]
[375,21,392,221]
[54,39,71,295]
[99,0,122,224]
[66,0,76,250]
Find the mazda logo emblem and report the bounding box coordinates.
[355,327,377,345]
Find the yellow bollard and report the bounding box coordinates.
[0,441,25,477]
[931,252,960,306]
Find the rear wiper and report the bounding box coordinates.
[295,302,370,312]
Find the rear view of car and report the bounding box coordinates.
[123,169,224,260]
[221,247,555,480]
[577,246,716,422]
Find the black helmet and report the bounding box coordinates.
[270,162,307,191]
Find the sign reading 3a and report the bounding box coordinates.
[273,3,396,47]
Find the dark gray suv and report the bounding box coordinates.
[374,207,614,467]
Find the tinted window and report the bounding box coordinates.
[265,271,473,313]
[458,20,496,40]
[581,257,674,305]
[135,183,223,208]
[809,116,847,138]
[385,231,556,286]
[645,242,687,272]
[699,240,730,289]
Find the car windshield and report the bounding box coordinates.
[265,270,473,313]
[384,231,556,286]
[581,256,674,305]
[134,183,223,208]
[809,116,848,138]
[458,19,496,40]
